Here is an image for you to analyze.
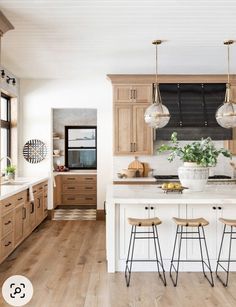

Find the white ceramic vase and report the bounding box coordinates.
[178,162,209,191]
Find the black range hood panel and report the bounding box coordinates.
[156,83,232,141]
[156,127,232,141]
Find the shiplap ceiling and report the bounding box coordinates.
[1,0,236,78]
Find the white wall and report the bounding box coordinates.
[19,77,113,210]
[113,141,236,179]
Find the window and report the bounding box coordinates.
[1,93,11,173]
[65,126,97,169]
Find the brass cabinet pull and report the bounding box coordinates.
[68,187,75,190]
[37,198,41,208]
[133,89,136,100]
[67,197,75,200]
[39,187,43,190]
[130,89,133,100]
[67,178,75,180]
[5,203,12,207]
[4,220,11,225]
[18,197,23,201]
[85,197,93,200]
[85,187,93,190]
[130,143,133,152]
[133,143,136,152]
[85,178,93,180]
[5,241,11,247]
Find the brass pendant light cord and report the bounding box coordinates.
[227,43,230,85]
[155,42,158,84]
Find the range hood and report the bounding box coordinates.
[156,83,232,140]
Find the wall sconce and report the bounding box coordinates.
[1,70,5,79]
[6,76,16,86]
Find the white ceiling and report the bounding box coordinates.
[1,0,236,79]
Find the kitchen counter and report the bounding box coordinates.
[0,176,49,200]
[106,184,236,273]
[54,170,97,176]
[113,177,156,184]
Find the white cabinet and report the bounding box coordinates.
[119,203,179,263]
[184,203,236,261]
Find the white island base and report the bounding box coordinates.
[106,184,236,273]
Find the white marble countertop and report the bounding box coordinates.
[0,176,49,200]
[54,170,97,176]
[106,184,236,205]
[113,177,156,183]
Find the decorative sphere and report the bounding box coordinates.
[144,103,170,128]
[216,102,236,128]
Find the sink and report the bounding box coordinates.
[1,181,28,186]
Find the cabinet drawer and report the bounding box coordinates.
[62,175,96,184]
[62,195,96,205]
[15,190,27,205]
[77,175,96,184]
[62,184,96,194]
[1,196,16,214]
[1,232,14,259]
[33,182,44,195]
[1,211,14,238]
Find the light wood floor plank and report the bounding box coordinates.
[0,220,236,306]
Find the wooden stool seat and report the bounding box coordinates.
[219,218,236,227]
[172,217,209,227]
[128,217,162,227]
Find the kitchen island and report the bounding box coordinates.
[106,184,236,273]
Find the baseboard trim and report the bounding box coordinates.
[96,209,105,220]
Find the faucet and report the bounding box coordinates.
[0,156,13,181]
[0,156,12,165]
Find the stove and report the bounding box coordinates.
[154,175,236,185]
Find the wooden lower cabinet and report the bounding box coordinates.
[55,174,97,207]
[14,203,24,246]
[0,179,48,264]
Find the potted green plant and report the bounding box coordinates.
[5,165,16,181]
[158,132,232,191]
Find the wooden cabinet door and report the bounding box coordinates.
[114,104,133,154]
[14,203,24,246]
[119,204,149,262]
[43,190,48,218]
[23,202,31,237]
[113,85,132,103]
[133,104,153,155]
[133,85,152,103]
[35,192,44,225]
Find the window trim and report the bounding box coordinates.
[1,93,11,161]
[65,125,97,170]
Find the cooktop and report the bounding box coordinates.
[154,175,231,180]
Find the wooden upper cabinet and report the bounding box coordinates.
[114,104,133,154]
[114,103,153,155]
[113,85,152,104]
[133,104,153,155]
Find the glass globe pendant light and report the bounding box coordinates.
[216,40,236,128]
[144,40,170,128]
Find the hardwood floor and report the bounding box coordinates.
[0,220,236,307]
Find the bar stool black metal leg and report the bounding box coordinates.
[216,225,233,287]
[198,226,206,278]
[152,225,167,286]
[170,225,183,287]
[125,225,136,287]
[200,226,214,287]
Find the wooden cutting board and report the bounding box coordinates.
[128,157,144,176]
[142,162,150,177]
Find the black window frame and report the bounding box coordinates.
[1,93,11,163]
[65,125,97,170]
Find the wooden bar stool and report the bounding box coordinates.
[170,217,214,287]
[125,217,166,287]
[216,218,236,287]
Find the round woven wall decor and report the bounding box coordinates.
[23,139,47,163]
